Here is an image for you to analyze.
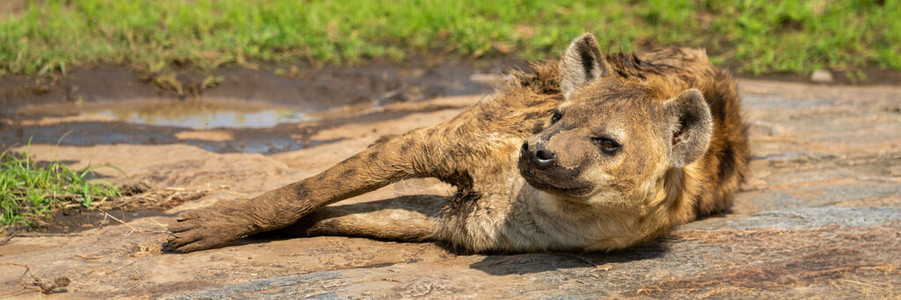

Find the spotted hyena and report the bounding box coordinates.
[167,33,749,253]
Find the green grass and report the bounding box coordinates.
[0,0,899,78]
[0,148,121,226]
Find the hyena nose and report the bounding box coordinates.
[533,143,557,168]
[521,141,556,168]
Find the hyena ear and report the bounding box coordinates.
[664,89,713,167]
[560,33,610,99]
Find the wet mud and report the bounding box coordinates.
[1,59,518,154]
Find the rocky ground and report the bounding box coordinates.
[0,77,899,298]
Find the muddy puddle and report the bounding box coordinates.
[87,99,315,129]
[4,98,328,154]
[16,98,319,129]
[1,97,477,154]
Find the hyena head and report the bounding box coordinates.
[518,33,713,208]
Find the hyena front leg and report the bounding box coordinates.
[167,128,469,253]
[277,195,448,242]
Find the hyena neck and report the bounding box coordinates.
[520,176,691,251]
[501,186,648,251]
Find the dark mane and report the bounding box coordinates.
[605,51,683,80]
[507,48,694,96]
[507,62,560,95]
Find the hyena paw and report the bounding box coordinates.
[166,208,254,253]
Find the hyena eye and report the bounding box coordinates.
[550,111,563,124]
[593,137,622,154]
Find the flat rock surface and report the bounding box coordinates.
[0,80,899,299]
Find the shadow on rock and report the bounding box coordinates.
[468,241,668,275]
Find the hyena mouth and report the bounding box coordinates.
[526,177,592,196]
[518,160,593,197]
